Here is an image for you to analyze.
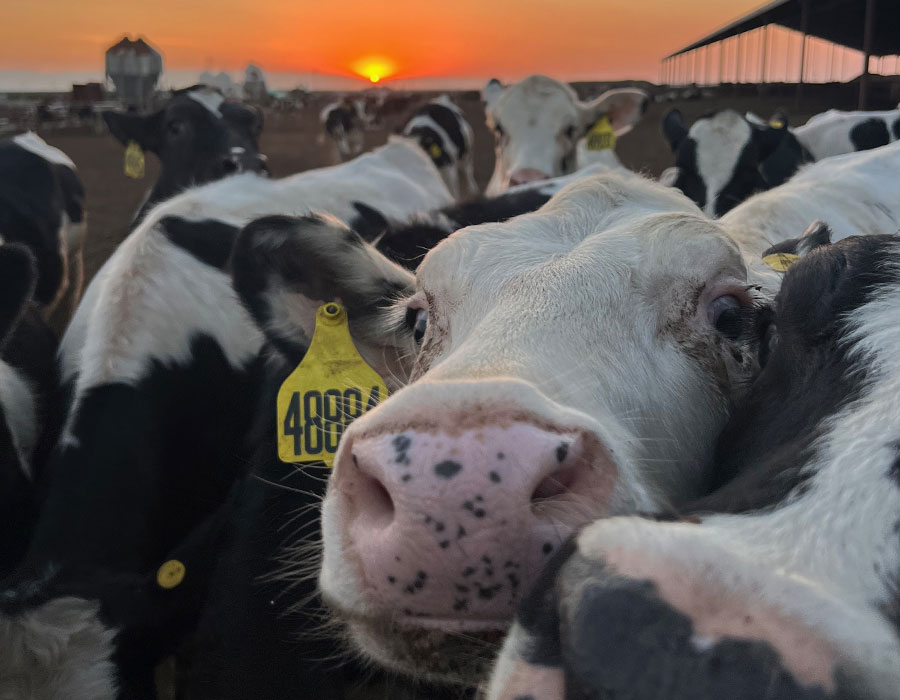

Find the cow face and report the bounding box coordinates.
[662,109,811,217]
[103,86,267,219]
[317,172,764,685]
[483,75,647,195]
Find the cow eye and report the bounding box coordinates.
[493,122,505,138]
[707,294,743,339]
[405,307,428,343]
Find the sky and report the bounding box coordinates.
[0,0,772,91]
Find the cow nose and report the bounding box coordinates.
[331,423,615,620]
[221,156,241,174]
[509,168,551,187]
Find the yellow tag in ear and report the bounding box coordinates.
[769,119,785,129]
[124,141,145,179]
[762,252,800,272]
[429,143,443,160]
[585,115,617,152]
[276,303,387,466]
[157,560,186,589]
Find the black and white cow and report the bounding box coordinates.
[307,145,900,687]
[103,85,267,222]
[482,75,648,194]
[401,95,478,200]
[320,100,365,163]
[793,108,900,159]
[0,137,451,698]
[661,108,814,217]
[0,132,86,319]
[485,230,900,700]
[0,244,58,577]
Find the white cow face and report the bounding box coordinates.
[483,75,648,195]
[320,172,764,685]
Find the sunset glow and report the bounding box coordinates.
[350,56,396,84]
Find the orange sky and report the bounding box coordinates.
[2,0,767,88]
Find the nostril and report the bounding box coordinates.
[222,158,239,174]
[353,466,395,530]
[531,466,578,504]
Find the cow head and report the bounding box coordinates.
[102,85,267,220]
[662,108,812,217]
[268,172,765,686]
[483,75,648,194]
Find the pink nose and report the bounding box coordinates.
[331,423,615,622]
[509,168,551,187]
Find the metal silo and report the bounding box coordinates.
[105,36,162,108]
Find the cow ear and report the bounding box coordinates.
[231,214,415,370]
[662,108,688,152]
[102,110,164,153]
[658,166,681,187]
[762,221,833,265]
[0,245,37,349]
[582,88,649,137]
[483,79,505,109]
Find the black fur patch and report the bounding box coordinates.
[893,117,900,141]
[850,118,890,151]
[160,216,239,269]
[349,201,389,241]
[421,102,467,156]
[407,124,454,167]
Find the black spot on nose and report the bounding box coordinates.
[435,460,462,479]
[542,542,554,555]
[489,470,501,483]
[556,443,569,462]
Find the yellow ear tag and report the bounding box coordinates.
[429,143,443,160]
[769,119,785,129]
[277,303,388,466]
[124,140,145,179]
[762,252,800,272]
[157,560,186,589]
[585,115,617,152]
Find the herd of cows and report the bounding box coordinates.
[1,75,900,699]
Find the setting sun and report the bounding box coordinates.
[350,55,396,84]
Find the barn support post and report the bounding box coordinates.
[719,40,726,84]
[736,32,743,84]
[797,0,811,108]
[859,0,876,108]
[760,25,769,83]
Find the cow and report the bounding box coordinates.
[661,108,815,217]
[0,132,87,320]
[482,75,648,194]
[484,230,900,700]
[401,95,479,200]
[305,145,900,687]
[793,108,900,160]
[102,85,267,223]
[0,136,452,698]
[320,100,365,163]
[0,244,58,577]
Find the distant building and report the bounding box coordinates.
[243,64,268,103]
[106,36,162,108]
[198,71,241,98]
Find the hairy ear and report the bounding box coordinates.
[0,244,37,350]
[483,78,505,109]
[231,214,416,379]
[101,110,163,153]
[662,109,688,152]
[583,88,649,137]
[763,221,833,260]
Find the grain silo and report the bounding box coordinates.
[106,36,162,108]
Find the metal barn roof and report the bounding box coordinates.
[666,0,900,58]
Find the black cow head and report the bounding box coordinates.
[103,85,267,221]
[661,108,813,217]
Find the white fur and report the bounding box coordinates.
[0,359,37,479]
[688,111,753,218]
[723,140,900,294]
[12,132,76,170]
[187,87,224,117]
[483,75,646,195]
[0,598,118,700]
[795,109,900,160]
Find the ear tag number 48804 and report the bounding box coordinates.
[276,303,387,466]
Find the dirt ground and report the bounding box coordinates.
[34,89,836,292]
